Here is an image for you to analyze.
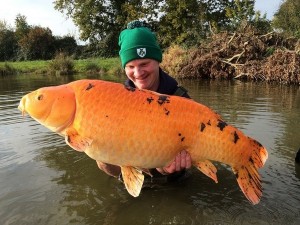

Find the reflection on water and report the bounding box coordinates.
[0,74,299,225]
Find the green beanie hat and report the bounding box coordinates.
[118,20,162,68]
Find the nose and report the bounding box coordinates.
[133,66,143,77]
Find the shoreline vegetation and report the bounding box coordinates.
[160,26,300,86]
[0,55,123,77]
[1,28,300,85]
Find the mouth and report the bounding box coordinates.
[135,74,149,81]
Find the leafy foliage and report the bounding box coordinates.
[54,0,125,56]
[54,36,78,56]
[15,14,31,41]
[0,1,286,62]
[17,26,56,60]
[0,15,79,61]
[225,0,256,29]
[48,52,74,75]
[0,22,18,61]
[272,0,300,37]
[54,0,266,55]
[158,0,204,48]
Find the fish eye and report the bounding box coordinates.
[37,94,43,101]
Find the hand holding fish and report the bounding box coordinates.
[157,150,192,174]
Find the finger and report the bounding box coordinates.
[180,150,186,169]
[165,161,176,173]
[176,153,181,171]
[185,152,192,169]
[156,167,168,175]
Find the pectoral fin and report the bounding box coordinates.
[195,160,218,183]
[65,127,92,152]
[121,166,144,197]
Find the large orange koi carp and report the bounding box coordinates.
[18,79,268,204]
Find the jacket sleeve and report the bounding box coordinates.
[173,86,191,99]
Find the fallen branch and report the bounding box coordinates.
[259,31,274,38]
[226,49,246,63]
[234,73,250,79]
[221,60,244,69]
[220,32,237,52]
[234,72,266,80]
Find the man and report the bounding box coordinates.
[98,20,192,184]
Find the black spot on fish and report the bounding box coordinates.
[253,139,263,147]
[86,83,94,91]
[249,157,254,164]
[124,85,136,92]
[147,97,154,104]
[164,108,170,116]
[200,123,206,132]
[207,120,211,126]
[178,133,185,142]
[157,95,170,105]
[233,131,240,144]
[217,120,227,131]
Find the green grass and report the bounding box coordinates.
[0,57,122,75]
[0,60,49,74]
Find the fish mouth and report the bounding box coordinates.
[18,98,26,117]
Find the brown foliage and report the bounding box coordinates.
[162,25,300,85]
[160,45,190,76]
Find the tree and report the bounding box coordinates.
[53,0,271,56]
[18,26,55,60]
[158,0,204,48]
[225,0,255,29]
[15,14,30,41]
[272,0,300,37]
[0,20,18,61]
[203,0,232,29]
[54,0,126,56]
[54,0,163,56]
[54,35,78,55]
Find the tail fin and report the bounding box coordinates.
[233,139,268,205]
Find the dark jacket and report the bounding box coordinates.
[125,68,190,98]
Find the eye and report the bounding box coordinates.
[37,94,43,100]
[126,65,134,70]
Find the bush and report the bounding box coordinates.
[48,52,74,75]
[160,45,190,77]
[84,61,102,74]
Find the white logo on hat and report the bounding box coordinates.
[137,48,146,57]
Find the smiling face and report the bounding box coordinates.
[124,59,160,91]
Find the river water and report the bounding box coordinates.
[0,73,299,225]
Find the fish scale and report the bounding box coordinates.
[18,79,268,204]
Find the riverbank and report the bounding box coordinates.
[1,40,300,86]
[0,57,122,76]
